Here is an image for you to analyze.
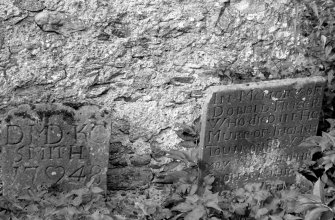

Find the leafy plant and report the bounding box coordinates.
[0,177,117,220]
[166,174,222,220]
[294,178,335,220]
[299,123,335,186]
[296,0,335,78]
[153,121,224,220]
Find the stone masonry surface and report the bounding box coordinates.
[0,0,321,201]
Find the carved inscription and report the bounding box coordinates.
[200,77,326,190]
[0,104,111,195]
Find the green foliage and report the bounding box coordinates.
[161,174,221,220]
[299,125,335,186]
[296,0,335,78]
[219,125,335,220]
[0,177,120,220]
[158,118,335,220]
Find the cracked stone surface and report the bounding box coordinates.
[0,0,316,198]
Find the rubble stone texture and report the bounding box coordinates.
[0,0,316,201]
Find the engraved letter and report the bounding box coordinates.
[69,145,85,159]
[6,125,23,145]
[47,124,63,144]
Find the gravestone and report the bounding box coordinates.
[200,76,326,190]
[0,104,111,195]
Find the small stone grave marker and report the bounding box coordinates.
[200,77,326,190]
[0,104,111,195]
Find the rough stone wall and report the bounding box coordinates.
[1,0,307,205]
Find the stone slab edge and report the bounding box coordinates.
[199,76,327,161]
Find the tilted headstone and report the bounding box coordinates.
[0,104,111,195]
[200,77,326,190]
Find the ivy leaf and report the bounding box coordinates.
[91,187,104,194]
[298,168,318,182]
[24,204,39,213]
[67,188,89,198]
[300,194,322,204]
[254,190,271,203]
[176,184,190,194]
[313,178,325,203]
[183,148,199,165]
[320,210,334,220]
[203,174,215,186]
[205,200,222,212]
[255,207,269,218]
[321,35,327,48]
[324,150,335,156]
[44,207,57,217]
[203,190,219,204]
[269,215,283,220]
[283,214,302,220]
[295,202,318,214]
[305,207,329,220]
[235,188,246,197]
[171,202,194,212]
[321,174,335,188]
[285,200,298,213]
[325,45,333,58]
[328,54,335,61]
[71,195,83,207]
[232,203,248,215]
[281,190,299,200]
[265,197,281,213]
[188,148,199,164]
[324,162,333,172]
[170,213,184,220]
[90,210,106,220]
[327,70,334,87]
[186,194,199,204]
[189,184,198,196]
[299,136,323,147]
[322,132,335,148]
[184,205,206,220]
[300,136,329,150]
[295,195,320,213]
[11,216,20,220]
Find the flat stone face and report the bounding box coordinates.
[0,104,111,195]
[200,77,326,190]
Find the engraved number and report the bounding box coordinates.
[90,165,102,185]
[24,166,38,185]
[69,166,86,181]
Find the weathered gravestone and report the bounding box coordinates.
[200,76,326,190]
[0,104,111,195]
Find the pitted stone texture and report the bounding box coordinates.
[200,77,326,190]
[14,0,45,12]
[0,104,111,195]
[0,0,320,200]
[35,11,86,35]
[0,0,305,156]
